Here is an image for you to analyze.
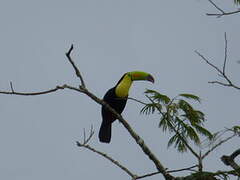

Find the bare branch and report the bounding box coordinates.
[221,154,240,175]
[0,84,66,96]
[10,82,14,92]
[207,81,240,90]
[76,127,136,178]
[202,133,236,159]
[66,44,86,88]
[82,125,94,145]
[207,10,240,17]
[76,141,137,179]
[208,0,224,14]
[195,33,240,90]
[128,97,148,105]
[136,165,197,180]
[167,165,198,173]
[223,32,227,75]
[206,0,240,17]
[0,83,90,97]
[136,171,161,179]
[195,50,222,75]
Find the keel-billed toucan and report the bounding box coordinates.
[99,71,154,143]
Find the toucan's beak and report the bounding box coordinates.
[147,74,154,83]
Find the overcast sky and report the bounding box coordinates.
[0,1,239,180]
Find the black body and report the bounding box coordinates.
[98,87,127,143]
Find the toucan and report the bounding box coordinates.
[99,71,154,143]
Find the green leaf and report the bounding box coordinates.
[175,136,188,152]
[233,125,240,133]
[175,118,200,145]
[234,0,240,5]
[159,113,171,132]
[186,126,200,145]
[193,124,213,139]
[178,99,194,112]
[178,99,205,125]
[145,89,170,104]
[140,103,156,115]
[167,134,178,147]
[179,93,201,103]
[140,89,214,153]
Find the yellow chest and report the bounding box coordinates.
[115,75,133,98]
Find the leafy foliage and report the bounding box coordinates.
[234,0,240,5]
[233,125,240,134]
[185,171,228,180]
[179,93,201,103]
[141,89,213,153]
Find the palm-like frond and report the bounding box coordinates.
[234,0,240,5]
[141,90,213,153]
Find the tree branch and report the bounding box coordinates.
[66,44,86,88]
[128,97,148,105]
[230,148,240,160]
[202,133,236,160]
[167,165,198,174]
[208,0,225,14]
[223,32,227,75]
[135,165,197,180]
[221,148,240,176]
[76,127,137,179]
[0,84,66,96]
[195,33,240,90]
[206,0,240,17]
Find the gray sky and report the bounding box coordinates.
[0,0,239,180]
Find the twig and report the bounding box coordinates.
[0,84,67,96]
[208,0,224,14]
[202,133,236,159]
[207,10,240,17]
[66,44,86,88]
[195,50,222,75]
[10,82,14,92]
[136,171,161,179]
[76,142,137,179]
[223,32,227,75]
[195,33,240,90]
[128,97,147,105]
[167,165,198,173]
[136,165,197,180]
[82,125,94,145]
[206,0,240,17]
[76,126,136,177]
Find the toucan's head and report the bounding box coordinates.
[115,71,154,98]
[127,71,154,83]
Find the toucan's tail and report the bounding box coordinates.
[99,122,112,143]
